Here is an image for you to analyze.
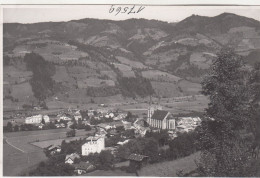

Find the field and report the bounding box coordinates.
[116,56,147,69]
[178,80,202,95]
[11,82,34,100]
[189,52,212,69]
[138,152,200,176]
[112,63,135,77]
[52,66,74,83]
[77,78,115,88]
[142,70,181,82]
[3,128,94,176]
[3,143,47,176]
[118,95,209,117]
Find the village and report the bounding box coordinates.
[4,104,202,175]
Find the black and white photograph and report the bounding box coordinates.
[1,4,260,177]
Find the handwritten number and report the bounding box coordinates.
[128,5,136,14]
[109,5,115,13]
[109,5,145,15]
[137,6,145,13]
[122,7,128,13]
[115,7,121,16]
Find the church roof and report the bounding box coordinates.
[151,110,169,120]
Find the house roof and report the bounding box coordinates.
[127,153,148,162]
[65,153,80,161]
[85,136,103,142]
[134,118,149,127]
[151,110,169,121]
[74,161,95,171]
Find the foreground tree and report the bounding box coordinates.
[197,48,255,176]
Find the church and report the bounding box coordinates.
[147,106,176,130]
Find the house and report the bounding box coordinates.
[59,115,72,121]
[176,117,202,132]
[104,146,118,155]
[25,114,50,124]
[105,112,115,119]
[122,121,133,130]
[45,145,61,155]
[127,153,149,169]
[65,153,80,164]
[133,118,151,137]
[74,110,82,121]
[35,123,44,129]
[117,139,130,146]
[73,161,96,175]
[81,136,105,156]
[147,110,175,130]
[95,128,107,137]
[88,110,95,117]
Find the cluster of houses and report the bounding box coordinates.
[63,134,150,175]
[41,105,203,175]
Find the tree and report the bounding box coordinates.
[41,118,46,125]
[145,130,169,146]
[248,62,260,139]
[85,124,92,131]
[24,53,55,102]
[99,150,115,170]
[66,129,76,137]
[6,122,13,132]
[116,137,159,163]
[197,48,253,176]
[14,125,19,132]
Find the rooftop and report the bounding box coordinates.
[127,153,148,162]
[74,161,95,170]
[151,110,169,121]
[65,153,80,161]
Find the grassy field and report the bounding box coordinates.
[112,63,135,77]
[190,52,212,69]
[3,128,92,176]
[31,136,84,148]
[151,81,182,98]
[138,152,200,177]
[3,143,47,176]
[116,56,147,69]
[77,78,115,88]
[142,70,181,83]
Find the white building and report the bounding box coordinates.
[25,114,50,124]
[81,136,105,156]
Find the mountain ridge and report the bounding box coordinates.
[3,12,260,109]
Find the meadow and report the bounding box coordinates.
[138,152,200,176]
[3,128,94,176]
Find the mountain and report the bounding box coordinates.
[3,13,260,110]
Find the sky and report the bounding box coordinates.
[3,5,260,24]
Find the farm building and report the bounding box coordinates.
[65,153,80,164]
[45,145,61,155]
[127,153,149,169]
[25,114,50,124]
[147,109,175,130]
[73,161,96,175]
[81,136,105,156]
